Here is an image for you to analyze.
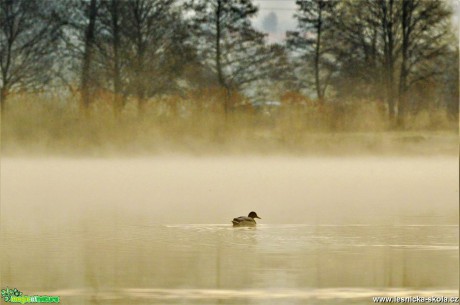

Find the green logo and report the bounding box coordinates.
[1,288,59,304]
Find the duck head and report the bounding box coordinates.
[248,211,261,219]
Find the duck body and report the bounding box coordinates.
[232,211,261,227]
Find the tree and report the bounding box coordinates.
[123,0,191,116]
[287,0,337,103]
[397,0,451,127]
[379,0,400,122]
[79,0,98,116]
[304,0,455,127]
[0,0,63,117]
[61,0,193,117]
[187,0,272,113]
[325,0,399,115]
[441,45,459,121]
[97,0,128,117]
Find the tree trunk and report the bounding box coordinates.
[136,41,146,117]
[1,86,8,154]
[387,64,396,123]
[1,1,13,121]
[80,0,98,117]
[111,0,124,118]
[397,0,412,128]
[131,1,147,117]
[381,0,396,124]
[135,52,146,117]
[215,0,230,115]
[314,2,323,104]
[0,86,8,122]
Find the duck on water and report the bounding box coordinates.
[232,211,261,227]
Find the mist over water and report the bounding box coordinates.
[1,0,458,303]
[1,157,457,226]
[1,157,458,304]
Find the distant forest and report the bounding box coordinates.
[1,0,458,133]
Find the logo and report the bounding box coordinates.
[1,288,60,304]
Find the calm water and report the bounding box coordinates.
[1,157,458,304]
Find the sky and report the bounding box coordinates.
[253,0,298,43]
[252,0,460,43]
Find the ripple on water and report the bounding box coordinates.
[35,288,460,304]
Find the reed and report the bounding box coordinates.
[2,91,457,156]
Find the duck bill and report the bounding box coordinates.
[256,216,261,219]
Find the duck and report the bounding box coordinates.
[232,211,261,227]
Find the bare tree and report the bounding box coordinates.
[0,0,63,117]
[62,0,192,117]
[187,0,272,112]
[97,0,127,117]
[79,0,98,116]
[380,0,400,122]
[309,0,454,127]
[287,0,337,103]
[397,0,451,127]
[111,0,193,116]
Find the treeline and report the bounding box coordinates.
[287,0,459,127]
[0,0,458,129]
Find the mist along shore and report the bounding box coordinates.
[2,129,458,157]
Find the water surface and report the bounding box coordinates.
[1,157,458,304]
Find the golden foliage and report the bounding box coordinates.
[2,92,457,156]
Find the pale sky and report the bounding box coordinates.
[252,0,460,43]
[253,0,298,43]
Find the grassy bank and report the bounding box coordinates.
[1,93,458,156]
